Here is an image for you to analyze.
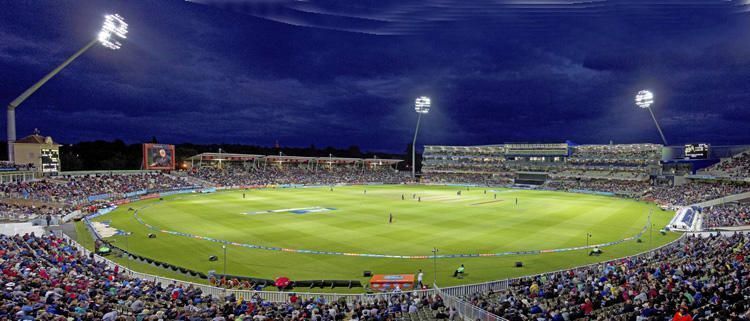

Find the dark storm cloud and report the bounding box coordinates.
[1,0,750,152]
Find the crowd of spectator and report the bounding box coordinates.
[0,173,195,205]
[549,179,651,196]
[0,161,34,171]
[553,169,649,181]
[569,144,662,162]
[0,173,195,221]
[420,173,512,186]
[701,150,750,179]
[422,162,508,173]
[0,232,450,320]
[466,232,750,321]
[188,166,411,187]
[648,182,750,207]
[421,143,662,184]
[702,203,750,229]
[0,203,66,222]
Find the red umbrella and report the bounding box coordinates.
[275,277,291,288]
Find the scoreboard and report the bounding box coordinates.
[684,144,709,160]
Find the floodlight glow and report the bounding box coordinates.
[635,90,654,109]
[415,96,431,114]
[98,14,128,50]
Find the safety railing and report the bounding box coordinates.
[435,285,508,321]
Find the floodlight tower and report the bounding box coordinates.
[412,96,431,178]
[635,90,668,146]
[6,14,128,162]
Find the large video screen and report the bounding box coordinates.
[684,143,709,160]
[143,144,175,170]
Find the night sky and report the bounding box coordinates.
[1,0,750,152]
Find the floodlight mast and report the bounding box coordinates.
[634,90,668,146]
[6,14,127,162]
[412,96,431,178]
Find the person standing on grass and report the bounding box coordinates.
[389,212,393,224]
[417,269,424,288]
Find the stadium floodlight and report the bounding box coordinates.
[98,14,128,50]
[415,96,431,114]
[6,14,128,162]
[634,90,668,146]
[412,96,431,178]
[634,90,653,109]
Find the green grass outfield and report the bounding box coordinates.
[90,185,680,287]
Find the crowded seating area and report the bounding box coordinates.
[188,166,410,186]
[648,181,750,207]
[700,149,750,179]
[0,202,66,222]
[556,144,661,181]
[702,203,750,229]
[420,172,513,186]
[0,161,34,171]
[0,232,446,320]
[422,143,663,185]
[465,233,750,321]
[548,179,651,197]
[568,144,662,163]
[0,173,195,205]
[552,168,649,181]
[421,145,512,183]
